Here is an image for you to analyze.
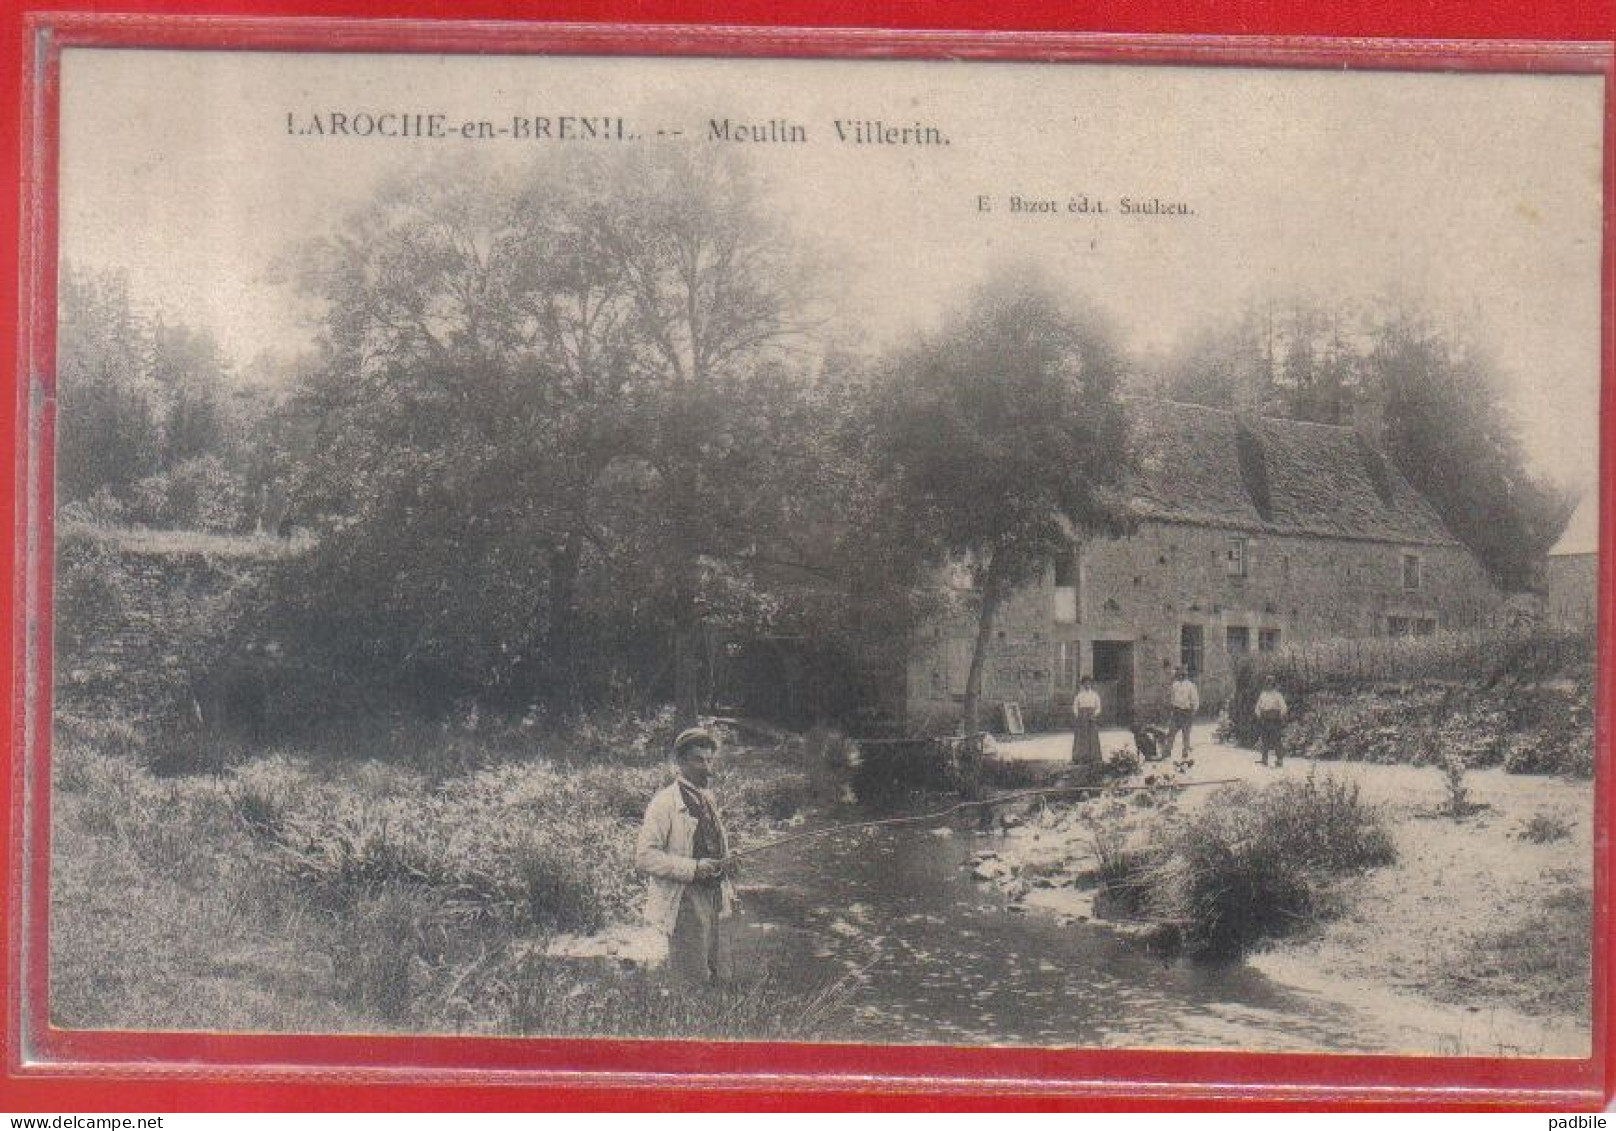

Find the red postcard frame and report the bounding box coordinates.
[2,3,1614,1112]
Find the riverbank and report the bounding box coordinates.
[977,726,1594,1055]
[48,713,834,1038]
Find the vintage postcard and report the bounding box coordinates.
[38,40,1603,1068]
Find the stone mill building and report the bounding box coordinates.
[904,399,1506,731]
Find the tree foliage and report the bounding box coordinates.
[1369,315,1577,590]
[269,151,834,716]
[57,265,263,532]
[870,273,1133,732]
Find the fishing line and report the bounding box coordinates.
[726,776,1242,861]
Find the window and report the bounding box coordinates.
[1387,616,1436,639]
[1402,553,1422,592]
[1180,624,1204,676]
[1055,640,1079,691]
[946,639,974,694]
[1224,536,1248,578]
[1258,628,1281,653]
[1225,626,1250,655]
[1053,554,1078,624]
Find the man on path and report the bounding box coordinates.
[1255,678,1290,767]
[635,726,735,984]
[1165,666,1199,766]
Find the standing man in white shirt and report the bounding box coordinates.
[635,726,736,985]
[1165,666,1200,766]
[1254,677,1290,767]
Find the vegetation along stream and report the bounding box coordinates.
[728,815,1380,1052]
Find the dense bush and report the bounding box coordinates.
[1223,660,1594,780]
[1090,774,1396,958]
[126,455,249,533]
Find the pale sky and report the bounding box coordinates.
[59,49,1605,498]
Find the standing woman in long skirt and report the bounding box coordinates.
[1072,675,1103,769]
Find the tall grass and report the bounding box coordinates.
[51,709,815,1037]
[1243,623,1593,695]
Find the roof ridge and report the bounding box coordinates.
[1125,394,1364,436]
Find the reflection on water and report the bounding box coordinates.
[729,819,1382,1051]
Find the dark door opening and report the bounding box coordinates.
[1090,640,1135,726]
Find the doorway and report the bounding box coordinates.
[1090,640,1135,725]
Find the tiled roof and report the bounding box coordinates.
[1128,399,1460,546]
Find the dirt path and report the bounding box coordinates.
[987,727,1595,1056]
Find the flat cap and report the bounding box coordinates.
[673,726,719,756]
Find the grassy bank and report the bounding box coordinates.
[50,710,834,1038]
[977,730,1593,1050]
[1245,757,1594,1052]
[1278,673,1595,777]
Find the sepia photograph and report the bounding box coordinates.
[41,43,1603,1060]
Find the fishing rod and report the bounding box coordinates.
[726,776,1243,862]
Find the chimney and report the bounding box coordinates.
[1350,383,1387,448]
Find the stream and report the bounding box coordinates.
[730,816,1395,1052]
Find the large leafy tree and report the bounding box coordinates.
[280,150,821,714]
[57,264,256,531]
[871,273,1133,734]
[1369,314,1576,590]
[56,267,161,506]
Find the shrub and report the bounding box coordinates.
[727,770,812,824]
[1224,624,1593,748]
[1517,811,1575,844]
[1502,690,1595,778]
[513,840,607,934]
[1256,776,1396,871]
[1098,775,1396,958]
[980,756,1051,790]
[551,704,683,763]
[1086,812,1162,920]
[1438,749,1472,819]
[1163,787,1320,957]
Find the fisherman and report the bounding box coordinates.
[1254,677,1290,767]
[1071,675,1103,774]
[635,726,735,984]
[1165,666,1199,766]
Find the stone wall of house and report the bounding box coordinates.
[905,521,1504,731]
[54,527,281,718]
[906,578,1063,732]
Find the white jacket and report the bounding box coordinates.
[635,779,735,935]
